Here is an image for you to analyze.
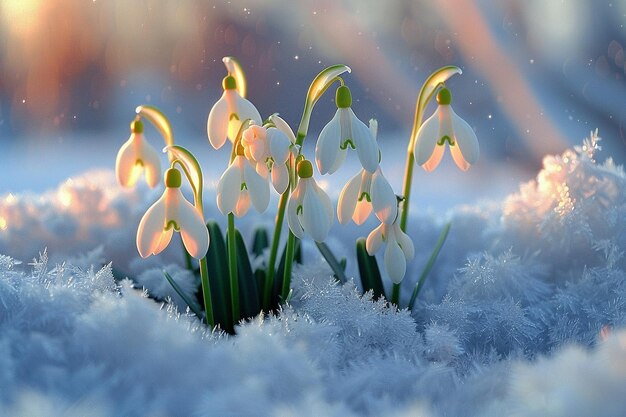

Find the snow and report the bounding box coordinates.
[2,132,626,416]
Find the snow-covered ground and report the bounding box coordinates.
[2,132,626,416]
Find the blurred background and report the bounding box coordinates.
[0,0,625,200]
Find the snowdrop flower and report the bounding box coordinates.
[338,120,397,225]
[137,168,209,259]
[366,219,415,284]
[207,75,262,149]
[217,143,269,217]
[315,85,379,174]
[116,118,161,188]
[413,88,479,172]
[287,160,333,242]
[241,123,293,194]
[338,167,397,225]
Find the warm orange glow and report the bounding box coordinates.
[58,179,74,207]
[1,0,43,38]
[0,216,7,231]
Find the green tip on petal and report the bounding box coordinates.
[131,117,144,133]
[336,85,352,108]
[165,168,182,188]
[297,160,313,178]
[223,75,237,90]
[436,88,452,105]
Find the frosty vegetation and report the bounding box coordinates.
[2,132,626,416]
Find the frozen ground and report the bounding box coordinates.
[2,132,626,416]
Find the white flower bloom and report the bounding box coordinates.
[287,160,333,242]
[268,113,297,144]
[241,123,293,194]
[137,168,209,259]
[338,167,397,225]
[217,144,270,217]
[337,119,397,225]
[207,75,262,150]
[315,85,379,174]
[413,88,479,172]
[116,118,161,188]
[366,220,414,284]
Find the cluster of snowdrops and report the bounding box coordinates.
[115,57,479,331]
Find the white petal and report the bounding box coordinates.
[451,109,479,169]
[140,138,162,188]
[244,125,267,162]
[315,111,341,175]
[301,180,331,242]
[439,105,454,141]
[422,141,445,173]
[136,193,167,258]
[234,190,251,217]
[312,180,334,226]
[207,92,230,149]
[217,159,243,215]
[394,223,415,260]
[269,114,296,144]
[384,236,407,284]
[255,162,269,178]
[350,109,379,173]
[267,127,291,163]
[235,94,262,126]
[337,171,361,224]
[366,223,385,256]
[244,162,270,213]
[352,200,372,225]
[328,148,347,175]
[371,170,398,224]
[178,199,210,259]
[413,111,440,168]
[287,181,306,239]
[368,118,378,140]
[153,228,174,255]
[271,163,289,194]
[115,136,139,187]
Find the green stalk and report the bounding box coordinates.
[399,102,424,232]
[408,221,451,311]
[263,188,290,310]
[199,257,215,327]
[281,230,297,301]
[227,212,239,325]
[391,283,400,307]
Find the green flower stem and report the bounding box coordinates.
[281,230,297,301]
[263,188,290,311]
[227,212,239,325]
[391,283,400,307]
[399,94,427,232]
[183,247,193,271]
[199,257,215,327]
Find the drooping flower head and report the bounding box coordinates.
[413,88,479,172]
[217,142,270,217]
[337,119,397,225]
[137,168,209,259]
[207,74,262,150]
[241,122,293,194]
[315,85,379,175]
[116,117,161,188]
[366,216,415,284]
[287,159,333,242]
